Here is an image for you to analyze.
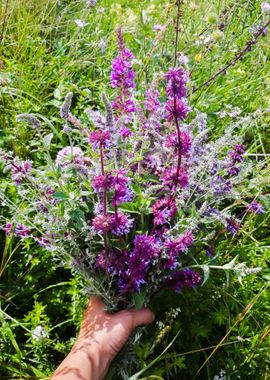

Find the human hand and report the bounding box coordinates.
[51,297,154,380]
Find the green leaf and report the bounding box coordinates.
[201,265,210,286]
[52,192,69,201]
[132,288,146,310]
[119,203,141,214]
[68,209,85,229]
[129,329,181,380]
[42,132,53,148]
[31,366,47,378]
[222,255,238,269]
[130,183,142,196]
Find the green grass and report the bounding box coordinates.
[0,0,269,378]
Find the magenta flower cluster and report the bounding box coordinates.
[92,212,133,236]
[164,67,191,122]
[96,230,197,293]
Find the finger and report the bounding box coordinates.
[129,308,155,328]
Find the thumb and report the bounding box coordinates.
[129,308,155,329]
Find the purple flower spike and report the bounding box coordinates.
[110,27,136,125]
[165,67,187,99]
[89,130,111,150]
[163,167,189,188]
[92,214,112,234]
[152,198,177,225]
[92,173,113,193]
[165,98,190,122]
[246,200,264,214]
[120,127,133,138]
[110,212,133,236]
[132,234,161,262]
[164,131,192,155]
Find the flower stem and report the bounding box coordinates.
[114,203,118,217]
[100,144,108,255]
[174,0,182,66]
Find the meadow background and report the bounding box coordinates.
[0,0,269,379]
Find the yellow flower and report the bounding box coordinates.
[195,53,203,63]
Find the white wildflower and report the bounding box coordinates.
[178,52,189,65]
[32,325,48,341]
[75,20,88,28]
[261,2,270,13]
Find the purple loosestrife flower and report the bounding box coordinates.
[112,187,134,206]
[110,212,133,236]
[118,273,147,293]
[165,67,187,99]
[10,160,32,185]
[163,167,189,188]
[111,169,130,191]
[164,131,192,155]
[14,223,31,238]
[92,214,112,234]
[111,169,134,205]
[120,127,133,138]
[164,230,194,269]
[246,200,264,214]
[5,223,12,236]
[111,55,135,89]
[152,198,177,225]
[165,98,190,122]
[167,269,201,292]
[165,230,194,255]
[89,130,111,150]
[116,235,161,292]
[96,249,126,275]
[110,28,136,126]
[132,234,161,262]
[92,173,113,193]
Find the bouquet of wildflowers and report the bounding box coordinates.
[0,28,264,309]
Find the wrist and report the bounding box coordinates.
[73,337,112,380]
